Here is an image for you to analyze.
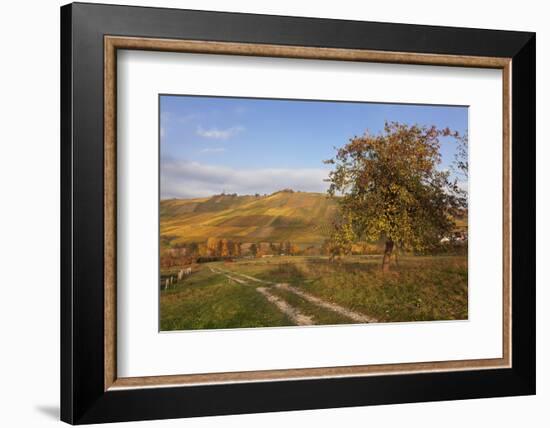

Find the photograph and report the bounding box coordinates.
[159,95,469,331]
[54,2,536,424]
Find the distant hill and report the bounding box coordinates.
[160,191,338,247]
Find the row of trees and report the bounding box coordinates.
[161,237,396,269]
[206,238,302,257]
[206,237,241,257]
[160,238,303,267]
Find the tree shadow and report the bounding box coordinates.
[303,255,380,273]
[265,261,307,283]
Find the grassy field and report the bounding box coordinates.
[160,253,468,331]
[160,268,293,330]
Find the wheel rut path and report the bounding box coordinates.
[210,267,378,325]
[210,267,314,326]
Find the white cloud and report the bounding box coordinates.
[161,159,330,199]
[196,126,244,140]
[178,113,199,123]
[200,147,226,154]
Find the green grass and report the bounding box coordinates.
[160,253,468,331]
[160,268,293,331]
[221,254,468,323]
[309,256,468,322]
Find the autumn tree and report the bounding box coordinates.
[270,242,281,255]
[289,244,301,256]
[187,242,199,257]
[198,243,208,257]
[160,248,175,268]
[220,239,230,257]
[453,132,469,183]
[325,121,466,271]
[282,241,292,255]
[234,242,242,257]
[206,237,220,257]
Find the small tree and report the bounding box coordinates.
[198,243,208,257]
[283,241,292,255]
[289,244,301,256]
[325,121,466,271]
[187,242,199,257]
[270,242,280,255]
[206,237,220,257]
[234,242,242,257]
[220,239,230,257]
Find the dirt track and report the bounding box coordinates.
[212,267,377,325]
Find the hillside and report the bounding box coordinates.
[160,191,338,247]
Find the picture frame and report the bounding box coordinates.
[61,2,535,424]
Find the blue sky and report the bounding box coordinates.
[160,95,468,199]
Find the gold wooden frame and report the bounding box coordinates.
[104,36,512,391]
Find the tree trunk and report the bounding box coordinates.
[394,248,399,266]
[382,239,394,272]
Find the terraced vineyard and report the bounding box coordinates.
[160,191,338,247]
